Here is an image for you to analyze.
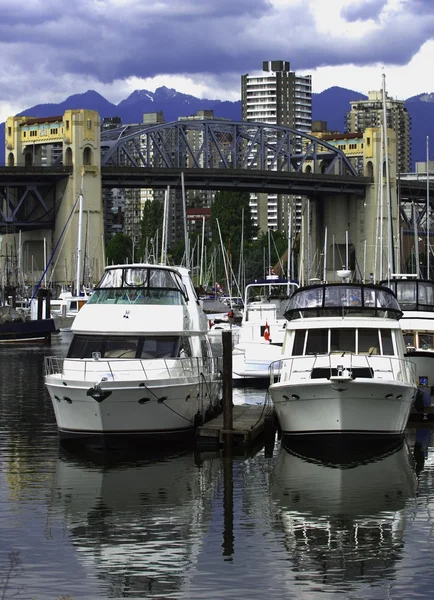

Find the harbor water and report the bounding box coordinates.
[1,331,434,599]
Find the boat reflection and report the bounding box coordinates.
[49,448,220,598]
[271,438,417,592]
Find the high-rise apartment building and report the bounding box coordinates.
[345,90,411,173]
[241,60,312,232]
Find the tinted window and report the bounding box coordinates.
[305,329,328,355]
[381,330,394,355]
[292,330,306,355]
[358,329,379,354]
[330,329,356,353]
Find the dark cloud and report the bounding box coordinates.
[406,0,434,14]
[0,0,433,102]
[341,0,388,22]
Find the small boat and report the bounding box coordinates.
[50,291,89,331]
[232,277,298,385]
[44,263,222,448]
[0,304,56,343]
[381,275,434,408]
[268,279,417,439]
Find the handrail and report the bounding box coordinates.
[269,352,416,385]
[44,355,222,381]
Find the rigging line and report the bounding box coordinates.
[47,203,77,285]
[347,235,363,281]
[29,192,80,304]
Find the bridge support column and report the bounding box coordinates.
[53,110,104,292]
[3,110,105,295]
[305,126,400,283]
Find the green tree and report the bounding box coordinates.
[138,198,164,259]
[210,191,257,251]
[105,233,133,265]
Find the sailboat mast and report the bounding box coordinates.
[427,136,430,278]
[75,177,84,296]
[181,172,190,270]
[382,73,395,277]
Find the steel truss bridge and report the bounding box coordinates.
[0,119,429,231]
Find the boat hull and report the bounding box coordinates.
[45,372,221,448]
[269,378,416,436]
[0,318,57,343]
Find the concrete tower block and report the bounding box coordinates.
[53,109,104,289]
[362,126,399,281]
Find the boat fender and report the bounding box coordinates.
[205,406,216,422]
[194,411,204,429]
[414,388,425,412]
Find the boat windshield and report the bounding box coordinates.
[381,279,434,312]
[88,266,187,305]
[67,335,193,359]
[285,284,402,320]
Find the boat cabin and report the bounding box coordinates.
[380,278,434,312]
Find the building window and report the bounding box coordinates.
[87,119,92,130]
[50,128,58,135]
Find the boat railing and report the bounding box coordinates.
[44,355,223,381]
[269,353,416,385]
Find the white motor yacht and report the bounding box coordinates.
[232,278,298,386]
[381,276,434,408]
[44,263,222,447]
[268,281,417,439]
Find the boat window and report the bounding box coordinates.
[403,332,416,349]
[67,335,181,359]
[380,330,394,355]
[330,328,356,353]
[67,335,139,359]
[305,329,328,355]
[98,269,123,288]
[418,333,434,351]
[123,268,148,287]
[104,338,139,358]
[358,329,380,354]
[140,336,180,359]
[292,330,306,355]
[294,287,323,309]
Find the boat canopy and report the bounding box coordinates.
[284,283,402,321]
[88,266,188,305]
[380,278,434,312]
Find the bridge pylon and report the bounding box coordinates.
[4,109,105,293]
[301,126,399,283]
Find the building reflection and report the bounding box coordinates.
[271,438,417,592]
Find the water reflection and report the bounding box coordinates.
[49,449,221,599]
[271,439,417,594]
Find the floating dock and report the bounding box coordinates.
[196,404,274,447]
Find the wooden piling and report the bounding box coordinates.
[222,330,233,437]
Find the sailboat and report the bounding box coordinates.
[50,183,91,331]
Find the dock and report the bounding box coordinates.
[196,404,274,447]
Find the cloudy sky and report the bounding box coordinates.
[0,0,432,121]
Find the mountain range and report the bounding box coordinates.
[1,85,433,169]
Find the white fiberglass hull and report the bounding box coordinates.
[45,359,221,445]
[269,378,416,436]
[232,343,282,384]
